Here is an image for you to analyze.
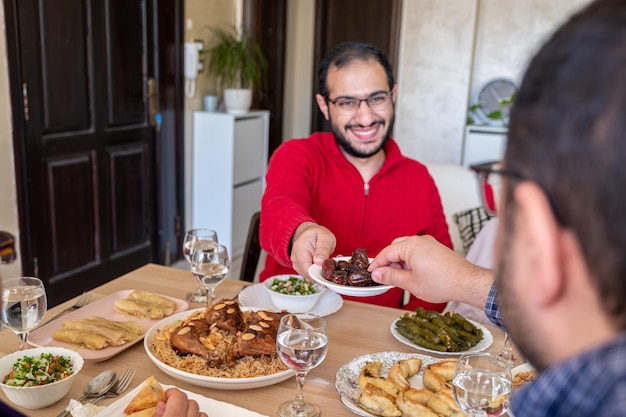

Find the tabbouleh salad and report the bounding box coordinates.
[270,276,318,295]
[2,353,73,387]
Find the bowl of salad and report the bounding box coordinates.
[0,346,84,409]
[263,274,325,313]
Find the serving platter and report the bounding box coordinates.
[308,256,393,297]
[143,308,294,390]
[390,317,493,356]
[335,351,439,417]
[98,379,268,417]
[29,290,188,362]
[238,282,343,317]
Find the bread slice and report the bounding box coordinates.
[124,376,166,415]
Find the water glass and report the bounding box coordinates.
[0,277,47,350]
[452,352,512,417]
[276,314,328,417]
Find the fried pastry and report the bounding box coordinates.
[124,376,166,416]
[359,383,402,417]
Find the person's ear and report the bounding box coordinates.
[315,94,330,120]
[514,182,564,307]
[391,85,398,104]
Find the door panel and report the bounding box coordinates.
[107,144,150,256]
[46,152,99,274]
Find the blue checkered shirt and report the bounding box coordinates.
[485,283,626,416]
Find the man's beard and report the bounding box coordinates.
[330,112,395,158]
[495,202,546,371]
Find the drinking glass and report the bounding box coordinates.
[190,243,229,306]
[452,352,512,417]
[0,277,47,350]
[183,228,218,303]
[276,314,328,417]
[499,331,515,365]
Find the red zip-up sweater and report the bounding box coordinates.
[259,132,452,311]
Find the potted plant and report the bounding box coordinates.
[206,26,266,114]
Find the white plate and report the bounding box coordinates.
[97,379,268,417]
[335,351,440,417]
[143,308,294,390]
[238,283,343,316]
[308,256,393,297]
[512,362,536,390]
[29,290,188,362]
[390,318,493,356]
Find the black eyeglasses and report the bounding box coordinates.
[469,161,521,216]
[325,91,393,115]
[470,160,565,224]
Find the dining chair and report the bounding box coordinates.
[239,211,262,282]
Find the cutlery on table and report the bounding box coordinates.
[57,369,116,417]
[41,292,91,326]
[90,368,136,405]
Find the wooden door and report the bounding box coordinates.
[311,0,403,133]
[4,0,184,306]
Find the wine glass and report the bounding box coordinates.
[452,352,513,417]
[499,331,515,365]
[183,228,218,303]
[0,277,47,350]
[190,243,229,306]
[276,313,328,417]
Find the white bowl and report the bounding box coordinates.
[0,346,84,409]
[262,275,325,313]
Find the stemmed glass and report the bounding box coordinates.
[500,331,515,365]
[276,313,329,417]
[452,352,513,417]
[189,243,230,306]
[0,277,47,350]
[183,228,218,303]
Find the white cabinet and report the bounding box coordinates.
[191,110,269,259]
[462,125,507,166]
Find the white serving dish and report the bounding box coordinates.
[143,308,294,390]
[307,256,393,297]
[262,274,325,313]
[0,346,84,409]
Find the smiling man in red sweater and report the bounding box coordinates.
[259,42,452,310]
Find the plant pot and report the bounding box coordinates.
[223,88,252,115]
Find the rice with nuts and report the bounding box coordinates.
[148,309,288,378]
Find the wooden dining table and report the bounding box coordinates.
[0,263,508,416]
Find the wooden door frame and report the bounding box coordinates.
[243,0,287,158]
[2,0,185,275]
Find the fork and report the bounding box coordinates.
[90,368,136,405]
[41,292,91,326]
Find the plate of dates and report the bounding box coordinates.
[307,248,393,297]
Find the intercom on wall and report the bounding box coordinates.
[184,41,204,98]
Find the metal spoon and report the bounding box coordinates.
[57,370,116,417]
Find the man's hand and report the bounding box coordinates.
[153,388,208,417]
[369,235,492,308]
[290,222,336,277]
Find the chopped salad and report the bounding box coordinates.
[270,276,318,295]
[2,353,73,387]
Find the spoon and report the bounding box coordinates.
[57,370,116,417]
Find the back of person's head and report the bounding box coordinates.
[505,0,626,327]
[317,41,395,97]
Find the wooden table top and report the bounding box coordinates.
[0,263,506,416]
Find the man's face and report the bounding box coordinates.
[494,187,546,370]
[317,59,396,159]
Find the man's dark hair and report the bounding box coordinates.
[317,42,395,97]
[505,0,626,326]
